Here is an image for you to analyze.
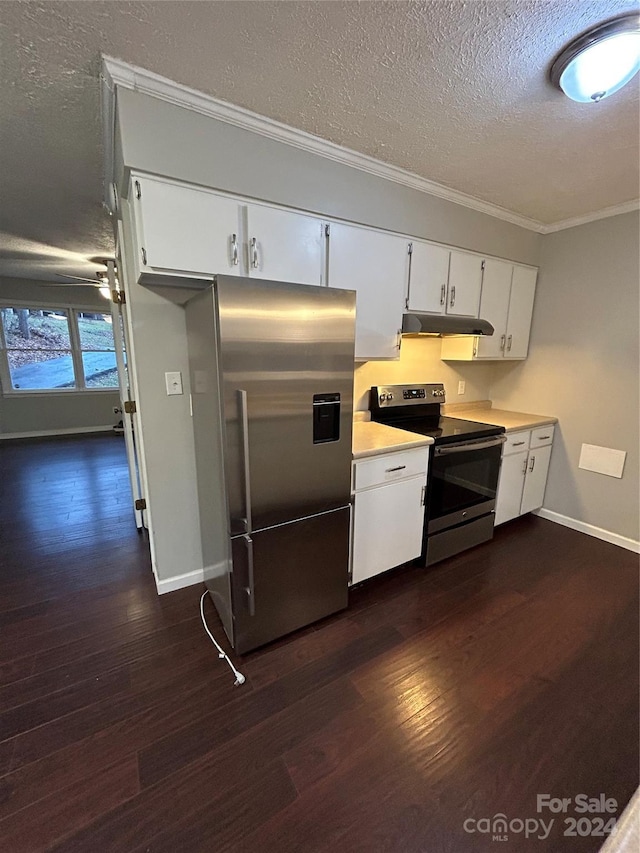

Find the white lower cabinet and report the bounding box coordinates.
[495,426,554,525]
[351,447,429,584]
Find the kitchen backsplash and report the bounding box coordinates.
[354,336,494,411]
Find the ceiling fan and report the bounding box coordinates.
[52,258,118,297]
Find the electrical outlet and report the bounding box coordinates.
[457,380,466,395]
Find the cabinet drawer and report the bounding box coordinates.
[353,447,429,491]
[503,431,530,455]
[530,425,555,447]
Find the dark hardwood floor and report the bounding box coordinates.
[0,434,637,852]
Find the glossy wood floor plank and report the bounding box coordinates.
[0,435,637,852]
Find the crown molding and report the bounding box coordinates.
[539,199,640,234]
[101,56,637,237]
[101,56,545,233]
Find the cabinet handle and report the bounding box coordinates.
[507,334,513,351]
[450,285,456,307]
[250,237,259,269]
[396,329,402,351]
[529,455,535,472]
[141,247,147,266]
[522,458,528,475]
[385,465,406,473]
[537,435,551,440]
[512,441,526,446]
[472,340,478,357]
[440,284,446,306]
[231,234,239,266]
[420,485,426,506]
[500,334,506,351]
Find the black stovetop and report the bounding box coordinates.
[376,414,504,445]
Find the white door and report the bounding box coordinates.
[494,451,527,525]
[446,251,483,317]
[246,204,325,285]
[327,222,409,360]
[352,477,425,583]
[520,444,552,514]
[407,241,450,313]
[505,266,537,359]
[475,259,512,359]
[134,175,242,277]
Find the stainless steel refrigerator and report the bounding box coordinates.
[186,276,356,654]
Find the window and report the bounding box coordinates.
[0,305,119,393]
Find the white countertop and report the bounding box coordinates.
[352,421,433,460]
[445,403,557,433]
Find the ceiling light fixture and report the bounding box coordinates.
[550,13,640,103]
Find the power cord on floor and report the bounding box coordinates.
[200,590,246,687]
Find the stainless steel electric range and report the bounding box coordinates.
[370,384,506,566]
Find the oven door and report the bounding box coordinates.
[427,435,506,533]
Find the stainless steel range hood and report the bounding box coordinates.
[402,313,494,336]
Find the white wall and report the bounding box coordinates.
[490,211,639,543]
[354,336,493,411]
[0,278,120,435]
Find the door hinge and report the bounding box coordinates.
[111,289,126,305]
[135,498,147,511]
[134,180,141,200]
[124,400,137,414]
[324,223,330,237]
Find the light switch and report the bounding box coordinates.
[578,444,626,478]
[165,371,183,396]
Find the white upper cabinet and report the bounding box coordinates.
[245,204,325,286]
[504,265,537,359]
[407,240,482,318]
[446,251,484,317]
[474,259,513,359]
[407,241,450,313]
[327,222,409,361]
[440,261,538,361]
[130,173,324,287]
[132,175,242,282]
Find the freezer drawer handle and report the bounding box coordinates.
[385,465,406,473]
[237,390,253,533]
[243,534,255,617]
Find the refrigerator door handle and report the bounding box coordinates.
[243,534,255,616]
[237,389,253,533]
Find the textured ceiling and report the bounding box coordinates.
[0,0,639,283]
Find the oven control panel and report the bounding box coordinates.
[371,384,446,408]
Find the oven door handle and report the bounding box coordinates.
[435,435,507,455]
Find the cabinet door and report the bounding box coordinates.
[505,266,537,359]
[352,477,425,583]
[133,176,241,277]
[327,222,409,360]
[446,251,483,317]
[475,259,512,359]
[246,205,325,286]
[407,241,450,313]
[520,444,552,515]
[494,451,527,526]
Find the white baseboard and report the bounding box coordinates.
[156,567,204,595]
[0,425,114,440]
[534,508,640,554]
